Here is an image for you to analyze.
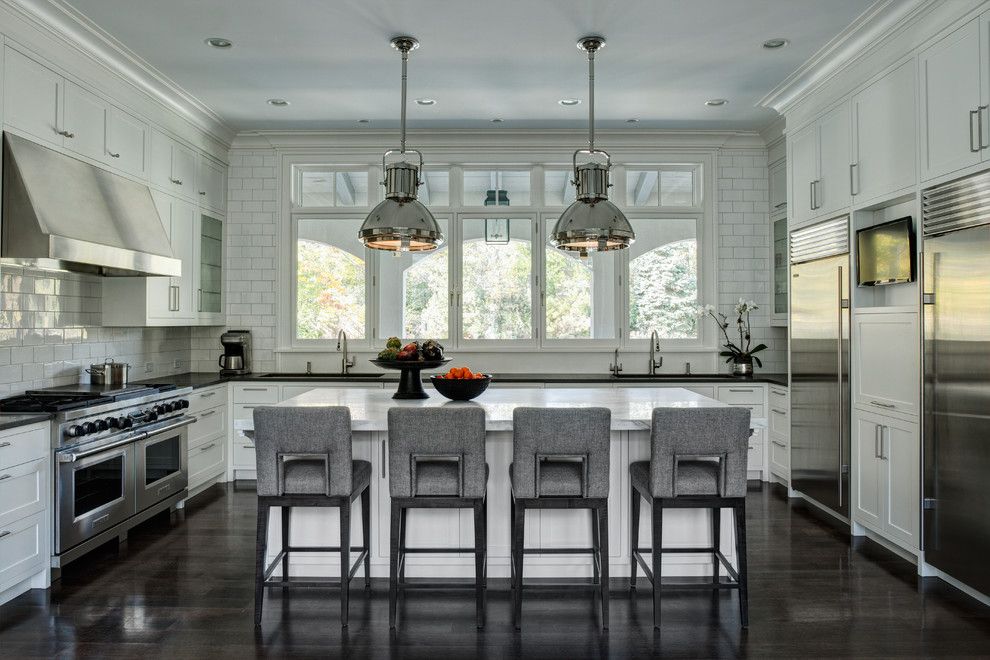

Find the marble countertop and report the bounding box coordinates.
[233,386,766,433]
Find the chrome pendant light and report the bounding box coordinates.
[549,36,634,256]
[359,36,443,252]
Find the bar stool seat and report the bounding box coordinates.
[283,459,371,494]
[630,459,721,497]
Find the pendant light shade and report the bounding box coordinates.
[359,36,443,252]
[550,36,634,255]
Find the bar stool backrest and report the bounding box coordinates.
[511,407,611,498]
[387,407,487,498]
[649,407,750,498]
[253,406,353,497]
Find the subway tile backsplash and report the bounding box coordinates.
[0,266,192,395]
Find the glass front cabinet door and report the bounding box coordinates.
[771,214,788,326]
[198,214,224,323]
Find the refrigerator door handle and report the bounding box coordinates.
[837,265,845,509]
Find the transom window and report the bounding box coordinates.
[284,159,711,350]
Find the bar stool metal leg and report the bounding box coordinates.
[712,507,720,587]
[398,507,408,585]
[281,507,290,584]
[597,504,609,630]
[734,500,749,628]
[630,486,640,588]
[652,504,663,630]
[361,487,371,589]
[473,499,486,628]
[254,502,269,627]
[340,502,351,627]
[591,508,601,585]
[388,501,400,629]
[512,498,525,630]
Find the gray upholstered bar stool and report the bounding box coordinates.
[510,407,611,631]
[387,407,489,629]
[252,406,371,628]
[629,406,751,629]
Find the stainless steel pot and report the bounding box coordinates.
[86,359,130,388]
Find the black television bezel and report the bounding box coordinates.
[856,216,916,287]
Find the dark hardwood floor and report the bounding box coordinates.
[2,482,989,659]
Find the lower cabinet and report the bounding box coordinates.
[768,386,790,482]
[853,409,920,551]
[185,385,228,495]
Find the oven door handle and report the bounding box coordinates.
[58,434,146,463]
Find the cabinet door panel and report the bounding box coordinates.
[146,192,174,320]
[853,416,883,529]
[853,60,917,199]
[789,124,818,225]
[199,156,226,211]
[61,81,107,162]
[853,311,919,415]
[3,47,61,146]
[172,141,198,196]
[149,129,173,188]
[818,103,852,216]
[170,201,197,319]
[883,422,920,549]
[107,106,148,177]
[920,19,983,180]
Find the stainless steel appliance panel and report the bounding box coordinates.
[56,443,136,552]
[134,424,189,511]
[790,253,850,517]
[923,225,990,595]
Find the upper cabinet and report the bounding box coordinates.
[3,47,64,147]
[61,80,107,162]
[919,17,988,182]
[788,103,850,226]
[198,155,226,213]
[769,159,787,212]
[851,59,917,201]
[150,128,198,199]
[107,106,149,178]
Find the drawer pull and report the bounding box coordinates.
[242,388,270,392]
[199,391,217,398]
[199,442,217,452]
[771,439,787,448]
[870,400,896,409]
[728,388,755,392]
[0,530,10,539]
[245,444,255,450]
[771,408,787,415]
[0,442,11,448]
[0,474,11,481]
[748,444,755,450]
[199,410,217,418]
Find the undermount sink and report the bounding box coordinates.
[257,372,385,379]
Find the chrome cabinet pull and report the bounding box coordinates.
[971,109,981,152]
[199,442,217,452]
[199,191,207,196]
[0,530,11,539]
[242,388,269,392]
[381,439,386,479]
[849,163,858,196]
[108,151,120,158]
[199,410,217,418]
[870,400,895,409]
[58,129,75,138]
[0,442,10,448]
[170,177,183,185]
[199,391,217,398]
[245,444,255,450]
[0,474,11,481]
[727,388,754,393]
[771,408,787,415]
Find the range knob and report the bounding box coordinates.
[162,402,174,413]
[155,404,166,415]
[82,422,96,434]
[119,417,133,429]
[178,399,189,409]
[95,419,108,431]
[66,424,84,437]
[107,417,119,428]
[146,411,158,422]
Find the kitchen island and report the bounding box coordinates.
[240,387,760,580]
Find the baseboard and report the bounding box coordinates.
[920,563,990,607]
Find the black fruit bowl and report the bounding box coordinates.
[430,375,492,401]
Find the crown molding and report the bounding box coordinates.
[5,0,235,145]
[758,0,934,114]
[231,128,767,152]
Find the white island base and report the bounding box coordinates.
[242,387,755,580]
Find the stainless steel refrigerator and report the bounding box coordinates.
[922,171,990,596]
[789,216,850,519]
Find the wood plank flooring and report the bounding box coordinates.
[1,483,989,658]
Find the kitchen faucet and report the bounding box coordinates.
[649,330,663,374]
[336,330,355,375]
[610,348,623,377]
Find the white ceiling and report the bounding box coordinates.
[65,0,876,132]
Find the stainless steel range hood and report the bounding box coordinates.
[1,133,181,277]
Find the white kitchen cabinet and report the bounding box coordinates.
[771,213,788,326]
[186,386,228,496]
[768,386,790,481]
[851,59,917,201]
[919,17,984,182]
[61,80,107,163]
[196,214,224,323]
[788,103,852,225]
[198,155,226,212]
[769,159,787,213]
[2,46,63,147]
[106,105,148,178]
[853,309,919,417]
[151,129,197,198]
[789,123,818,226]
[852,409,920,551]
[101,192,196,325]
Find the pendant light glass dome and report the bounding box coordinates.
[549,36,634,256]
[359,36,443,252]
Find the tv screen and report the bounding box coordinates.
[857,217,915,286]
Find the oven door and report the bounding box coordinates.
[135,419,191,511]
[56,443,136,553]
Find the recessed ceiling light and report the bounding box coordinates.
[267,98,289,107]
[491,118,504,123]
[705,98,729,107]
[558,98,582,106]
[415,98,436,106]
[358,119,370,124]
[762,38,789,50]
[626,118,639,123]
[204,37,233,49]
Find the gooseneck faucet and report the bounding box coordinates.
[610,348,623,377]
[649,330,663,374]
[336,329,355,375]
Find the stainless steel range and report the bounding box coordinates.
[0,384,193,574]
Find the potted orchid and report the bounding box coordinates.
[698,299,768,377]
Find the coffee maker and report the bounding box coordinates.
[219,330,252,375]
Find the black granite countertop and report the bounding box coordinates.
[0,412,53,432]
[155,371,788,389]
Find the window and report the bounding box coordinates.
[543,223,617,340]
[460,216,534,340]
[294,217,366,340]
[543,170,576,206]
[419,170,451,206]
[376,218,450,340]
[627,218,700,339]
[625,166,700,208]
[295,168,369,207]
[462,170,531,206]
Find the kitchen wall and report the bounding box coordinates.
[190,141,786,376]
[0,266,192,395]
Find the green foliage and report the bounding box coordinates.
[296,239,365,339]
[629,239,698,338]
[461,239,533,340]
[545,250,592,338]
[403,248,448,338]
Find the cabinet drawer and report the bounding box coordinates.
[769,386,788,408]
[769,405,789,437]
[188,437,224,488]
[232,440,256,469]
[233,385,279,404]
[0,511,46,590]
[725,403,765,422]
[717,385,764,406]
[189,406,226,448]
[747,434,765,472]
[188,386,226,415]
[0,458,46,528]
[234,404,266,423]
[0,425,49,470]
[770,436,789,473]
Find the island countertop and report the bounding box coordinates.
[234,386,764,433]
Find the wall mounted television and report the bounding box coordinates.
[856,216,915,287]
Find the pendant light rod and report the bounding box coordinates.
[578,36,605,154]
[390,36,419,154]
